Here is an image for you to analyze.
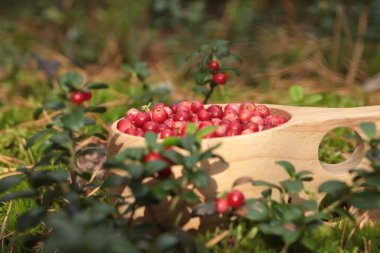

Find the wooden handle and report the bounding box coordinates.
[267,105,380,175]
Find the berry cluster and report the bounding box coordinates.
[117,100,288,138]
[209,60,228,85]
[215,190,245,214]
[70,91,92,105]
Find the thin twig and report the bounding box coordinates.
[345,8,368,85]
[206,230,229,248]
[1,201,13,252]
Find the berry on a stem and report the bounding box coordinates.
[209,60,220,72]
[227,190,245,208]
[70,91,86,105]
[213,72,228,85]
[215,198,229,214]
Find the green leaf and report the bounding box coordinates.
[43,101,65,110]
[318,180,349,197]
[195,126,216,139]
[0,189,36,202]
[26,129,55,148]
[186,123,197,135]
[243,199,269,221]
[282,180,303,195]
[61,110,85,131]
[303,94,323,105]
[194,71,210,85]
[0,175,24,193]
[252,180,283,193]
[85,82,109,89]
[145,160,170,175]
[16,207,46,231]
[188,169,209,188]
[144,132,158,150]
[101,174,126,189]
[273,204,304,222]
[86,106,107,113]
[58,71,83,90]
[347,191,380,209]
[191,202,216,217]
[360,122,376,138]
[50,132,72,150]
[181,190,199,203]
[276,161,296,177]
[154,233,178,253]
[289,85,304,102]
[162,136,180,147]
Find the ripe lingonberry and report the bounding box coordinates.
[215,198,229,214]
[134,112,151,127]
[209,60,220,72]
[152,108,169,123]
[227,190,245,208]
[213,72,228,85]
[70,91,85,105]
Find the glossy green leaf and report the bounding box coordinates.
[347,191,380,209]
[16,207,46,231]
[85,82,109,89]
[282,180,303,195]
[0,189,36,202]
[318,180,349,197]
[276,161,296,177]
[86,106,107,113]
[61,110,85,131]
[289,85,304,102]
[0,175,24,193]
[303,94,323,105]
[154,233,178,253]
[243,199,269,221]
[360,122,376,138]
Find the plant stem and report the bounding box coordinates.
[203,82,216,104]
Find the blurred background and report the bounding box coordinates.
[1,0,380,128]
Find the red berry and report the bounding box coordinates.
[199,121,213,129]
[152,102,166,111]
[125,108,139,121]
[224,103,240,114]
[213,73,228,85]
[157,123,170,132]
[82,91,92,101]
[238,109,254,123]
[134,112,151,127]
[249,116,265,126]
[179,101,192,110]
[163,106,173,117]
[191,100,204,113]
[227,122,243,134]
[165,118,175,129]
[117,118,135,132]
[209,60,220,72]
[158,168,172,178]
[136,128,145,137]
[159,129,174,139]
[207,105,223,119]
[173,121,187,136]
[226,129,240,137]
[198,109,211,121]
[174,111,191,121]
[244,122,259,132]
[124,127,138,136]
[144,152,172,178]
[255,105,270,117]
[170,103,179,113]
[211,118,222,126]
[241,128,254,135]
[214,124,228,137]
[215,198,229,214]
[152,108,169,123]
[143,121,159,133]
[227,190,245,208]
[70,91,85,105]
[220,119,232,125]
[223,113,239,122]
[239,102,256,112]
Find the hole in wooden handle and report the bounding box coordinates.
[319,130,364,175]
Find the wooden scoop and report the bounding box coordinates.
[108,104,380,229]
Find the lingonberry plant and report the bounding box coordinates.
[188,40,241,103]
[0,71,224,252]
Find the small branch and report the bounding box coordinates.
[203,83,216,104]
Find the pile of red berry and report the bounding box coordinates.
[215,190,245,214]
[116,100,288,138]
